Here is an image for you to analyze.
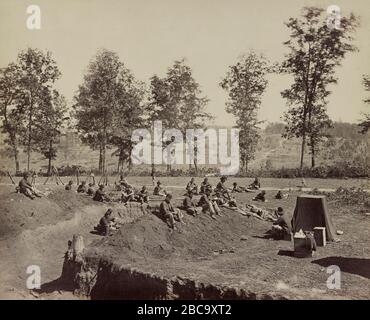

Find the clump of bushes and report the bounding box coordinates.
[240,161,369,179]
[309,187,370,207]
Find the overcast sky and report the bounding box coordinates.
[1,0,369,127]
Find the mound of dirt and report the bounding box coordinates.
[86,206,265,265]
[0,185,96,238]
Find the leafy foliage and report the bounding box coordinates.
[220,52,270,173]
[281,7,358,169]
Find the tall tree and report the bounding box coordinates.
[148,59,210,172]
[306,104,332,167]
[110,72,146,173]
[220,52,270,173]
[280,7,358,170]
[74,49,145,174]
[18,48,61,170]
[0,63,24,172]
[34,91,68,175]
[358,75,370,134]
[0,48,61,172]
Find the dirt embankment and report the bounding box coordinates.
[61,212,290,300]
[0,185,95,239]
[0,185,148,299]
[60,192,370,300]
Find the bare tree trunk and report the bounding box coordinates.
[14,152,19,173]
[98,145,103,173]
[310,137,316,168]
[101,145,106,175]
[300,134,306,172]
[27,96,34,171]
[193,145,198,175]
[300,42,312,174]
[47,140,53,175]
[9,134,20,173]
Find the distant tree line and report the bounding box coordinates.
[0,6,367,176]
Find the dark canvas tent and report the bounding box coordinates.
[292,195,335,241]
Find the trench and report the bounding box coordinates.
[0,201,147,299]
[60,255,288,300]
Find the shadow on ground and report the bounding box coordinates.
[34,277,74,295]
[312,257,370,280]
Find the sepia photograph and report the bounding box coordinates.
[0,0,369,305]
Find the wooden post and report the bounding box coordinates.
[7,171,16,185]
[76,168,80,185]
[72,234,84,257]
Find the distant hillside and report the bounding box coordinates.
[251,122,369,170]
[0,122,368,173]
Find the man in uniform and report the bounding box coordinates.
[86,183,95,196]
[253,190,267,202]
[93,184,111,202]
[198,189,220,219]
[270,207,291,240]
[182,190,201,216]
[231,182,245,193]
[248,177,261,190]
[121,185,135,204]
[65,180,73,191]
[136,186,149,204]
[18,172,42,199]
[77,181,87,193]
[200,177,212,194]
[186,178,199,195]
[153,181,167,196]
[215,176,231,199]
[95,209,117,236]
[159,193,185,230]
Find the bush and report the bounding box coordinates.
[238,161,369,179]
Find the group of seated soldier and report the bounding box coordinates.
[76,180,95,195]
[252,190,289,202]
[121,185,149,204]
[69,179,99,199]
